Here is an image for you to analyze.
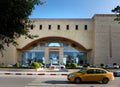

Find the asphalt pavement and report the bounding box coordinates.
[0,68,119,76]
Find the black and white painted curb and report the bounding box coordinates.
[0,72,68,76]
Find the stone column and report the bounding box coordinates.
[59,47,63,64]
[45,47,49,64]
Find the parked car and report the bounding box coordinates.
[113,65,119,69]
[105,64,113,69]
[105,64,119,69]
[67,67,114,84]
[113,70,120,77]
[45,64,51,68]
[77,65,83,68]
[49,64,65,69]
[7,64,15,67]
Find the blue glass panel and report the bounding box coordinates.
[63,43,69,47]
[48,43,61,46]
[49,51,59,64]
[64,51,87,65]
[35,52,45,63]
[40,43,45,47]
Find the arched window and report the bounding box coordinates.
[47,41,61,47]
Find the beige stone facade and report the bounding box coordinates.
[0,14,120,66]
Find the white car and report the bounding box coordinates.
[50,64,65,69]
[105,64,119,69]
[113,65,119,69]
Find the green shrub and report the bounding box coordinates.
[66,63,78,69]
[71,63,78,69]
[32,62,43,69]
[100,63,104,68]
[15,62,20,68]
[39,62,43,67]
[113,63,117,66]
[32,62,40,69]
[66,63,71,69]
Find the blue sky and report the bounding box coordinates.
[29,0,120,18]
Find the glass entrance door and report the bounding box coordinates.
[49,51,59,64]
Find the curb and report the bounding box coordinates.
[0,72,68,76]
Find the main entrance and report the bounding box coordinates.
[45,46,64,64]
[49,51,59,64]
[21,38,88,66]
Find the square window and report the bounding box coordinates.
[39,25,42,30]
[48,25,51,30]
[57,25,60,30]
[66,25,69,30]
[84,25,87,30]
[75,25,78,30]
[31,25,33,30]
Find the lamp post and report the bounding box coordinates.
[109,25,112,64]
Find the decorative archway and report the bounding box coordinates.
[18,36,91,66]
[18,36,89,51]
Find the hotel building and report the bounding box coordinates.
[0,14,120,66]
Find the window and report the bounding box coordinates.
[39,25,42,30]
[78,68,87,73]
[63,43,69,47]
[75,25,78,30]
[66,25,69,30]
[84,25,87,30]
[40,43,45,47]
[95,69,106,74]
[87,69,95,74]
[48,25,51,30]
[57,25,60,30]
[48,42,61,46]
[31,25,34,30]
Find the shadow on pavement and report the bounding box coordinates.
[44,80,101,84]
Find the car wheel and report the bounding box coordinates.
[75,77,81,84]
[102,78,109,84]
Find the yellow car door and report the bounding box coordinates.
[82,69,96,82]
[83,69,107,82]
[94,69,107,81]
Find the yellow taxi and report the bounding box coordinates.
[67,67,114,84]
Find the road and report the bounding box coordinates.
[0,75,120,87]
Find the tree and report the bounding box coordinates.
[112,5,120,23]
[0,0,44,55]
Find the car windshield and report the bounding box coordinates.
[77,68,87,73]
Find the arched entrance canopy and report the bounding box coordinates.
[19,36,92,66]
[18,36,90,51]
